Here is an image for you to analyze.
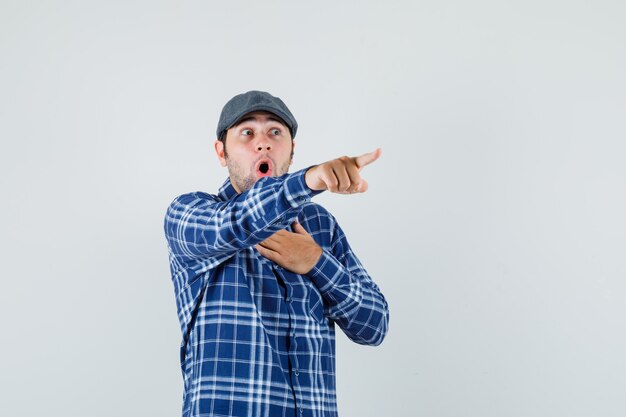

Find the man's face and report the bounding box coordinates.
[214,111,295,193]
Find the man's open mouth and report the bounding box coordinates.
[256,160,273,177]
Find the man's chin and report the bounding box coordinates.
[240,181,256,193]
[232,170,289,193]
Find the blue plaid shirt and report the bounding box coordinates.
[164,167,389,417]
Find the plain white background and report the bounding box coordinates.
[1,1,625,416]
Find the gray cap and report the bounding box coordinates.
[216,90,298,140]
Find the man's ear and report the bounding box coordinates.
[214,139,227,167]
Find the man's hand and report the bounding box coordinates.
[255,222,323,275]
[305,148,382,193]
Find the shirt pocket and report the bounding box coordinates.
[308,283,326,324]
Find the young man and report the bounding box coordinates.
[164,90,389,417]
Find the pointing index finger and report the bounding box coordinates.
[354,148,382,169]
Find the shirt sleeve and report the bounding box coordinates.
[164,168,320,262]
[305,212,390,347]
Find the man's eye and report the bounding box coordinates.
[241,129,253,136]
[270,128,281,136]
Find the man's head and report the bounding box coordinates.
[214,91,297,193]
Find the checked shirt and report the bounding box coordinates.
[163,167,389,417]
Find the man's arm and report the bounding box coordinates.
[256,215,389,346]
[164,149,382,262]
[308,222,389,346]
[164,168,316,262]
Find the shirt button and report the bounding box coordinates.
[299,408,303,414]
[294,369,299,376]
[285,297,291,302]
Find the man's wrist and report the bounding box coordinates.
[304,165,325,192]
[303,246,324,275]
[305,250,348,293]
[283,167,323,207]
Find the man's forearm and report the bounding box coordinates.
[164,168,318,261]
[306,249,389,346]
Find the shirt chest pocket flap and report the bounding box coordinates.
[307,283,326,324]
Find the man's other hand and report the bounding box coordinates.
[305,148,382,193]
[255,222,323,275]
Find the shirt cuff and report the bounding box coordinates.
[307,249,350,294]
[283,166,324,208]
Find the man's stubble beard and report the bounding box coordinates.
[224,143,294,193]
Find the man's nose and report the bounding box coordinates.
[255,135,271,151]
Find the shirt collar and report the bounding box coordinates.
[218,177,239,200]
